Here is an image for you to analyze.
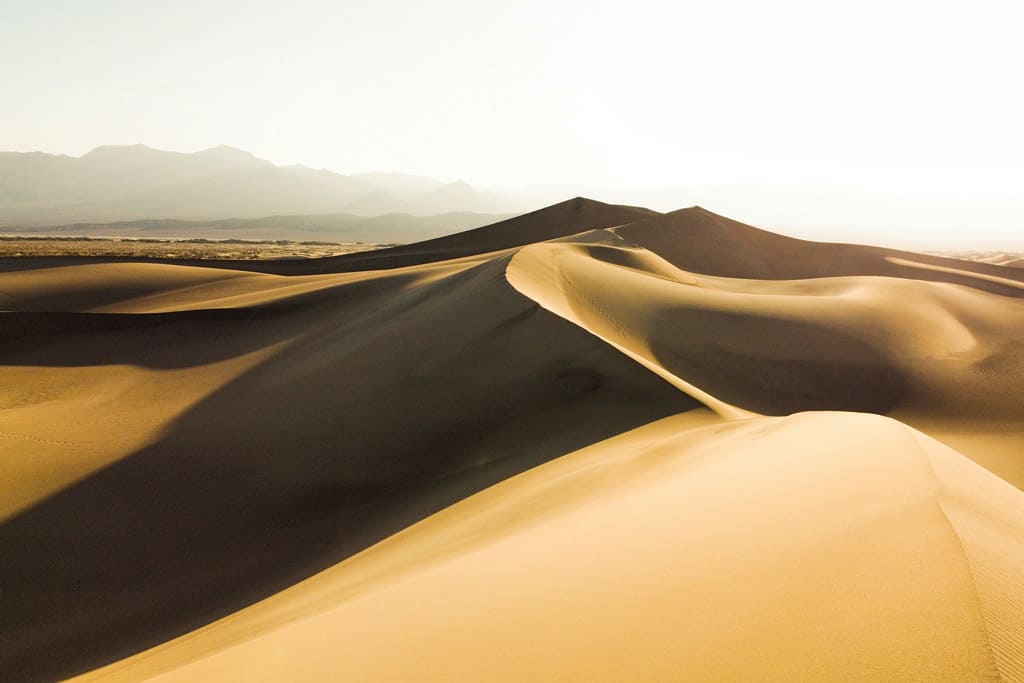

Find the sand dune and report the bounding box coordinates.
[0,218,695,680]
[69,413,1024,682]
[2,200,1023,681]
[615,206,1024,296]
[272,196,656,273]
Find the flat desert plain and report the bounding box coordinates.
[0,237,387,261]
[2,198,1024,681]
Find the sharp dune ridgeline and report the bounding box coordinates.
[2,197,1024,682]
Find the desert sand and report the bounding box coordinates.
[2,198,1023,681]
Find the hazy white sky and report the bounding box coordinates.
[3,0,1023,199]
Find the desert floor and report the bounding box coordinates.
[0,237,388,261]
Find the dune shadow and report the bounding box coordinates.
[0,258,699,682]
[647,308,908,415]
[0,272,423,370]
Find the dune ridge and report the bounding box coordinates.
[508,228,1024,424]
[69,412,1024,683]
[2,199,1024,681]
[616,207,1024,295]
[0,220,696,681]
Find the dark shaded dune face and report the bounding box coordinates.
[574,243,657,271]
[301,197,655,274]
[616,208,1024,297]
[646,308,907,415]
[0,272,424,366]
[0,257,697,682]
[510,239,909,417]
[507,233,911,417]
[614,208,818,280]
[0,256,129,274]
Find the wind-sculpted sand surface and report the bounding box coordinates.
[2,198,1023,681]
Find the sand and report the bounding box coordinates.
[68,412,1024,683]
[2,198,1023,681]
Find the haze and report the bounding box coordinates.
[3,0,1023,246]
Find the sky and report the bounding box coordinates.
[3,0,1023,245]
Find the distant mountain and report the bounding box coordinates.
[348,172,445,200]
[0,144,267,207]
[341,190,408,217]
[0,145,523,228]
[406,180,515,215]
[5,145,1020,249]
[112,165,374,219]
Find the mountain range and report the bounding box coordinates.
[0,144,524,227]
[2,145,1022,250]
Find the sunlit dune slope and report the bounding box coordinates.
[0,207,696,682]
[508,229,1024,478]
[508,229,1024,417]
[72,412,1024,683]
[2,198,1023,682]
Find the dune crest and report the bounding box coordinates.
[70,412,1024,683]
[2,199,1023,681]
